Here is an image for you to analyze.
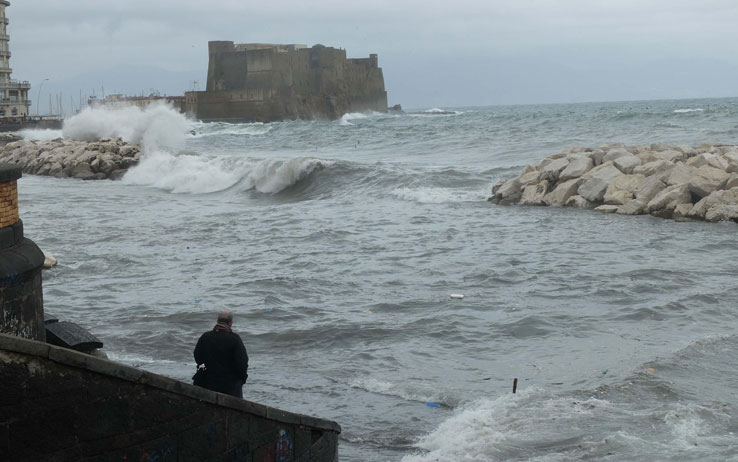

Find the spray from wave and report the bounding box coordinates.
[19,128,63,141]
[62,103,189,152]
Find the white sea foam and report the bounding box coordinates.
[349,376,451,405]
[339,112,382,126]
[401,385,736,462]
[423,108,462,115]
[62,103,189,152]
[19,128,63,141]
[190,122,272,138]
[401,390,620,462]
[673,108,704,113]
[391,186,487,204]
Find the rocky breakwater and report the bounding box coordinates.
[489,143,738,223]
[0,137,141,180]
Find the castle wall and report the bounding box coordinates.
[193,41,388,122]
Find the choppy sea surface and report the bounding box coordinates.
[17,98,738,461]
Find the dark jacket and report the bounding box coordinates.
[193,328,249,398]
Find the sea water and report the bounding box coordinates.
[17,97,738,461]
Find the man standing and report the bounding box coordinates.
[194,311,249,398]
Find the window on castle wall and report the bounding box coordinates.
[11,108,17,115]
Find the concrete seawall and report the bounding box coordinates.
[0,333,340,461]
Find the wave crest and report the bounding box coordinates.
[123,152,329,195]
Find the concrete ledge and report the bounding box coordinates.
[0,333,49,359]
[217,393,267,417]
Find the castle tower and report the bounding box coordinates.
[0,1,31,121]
[0,165,45,341]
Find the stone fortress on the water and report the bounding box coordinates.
[0,1,31,122]
[184,41,388,122]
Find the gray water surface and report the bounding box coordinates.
[20,98,738,461]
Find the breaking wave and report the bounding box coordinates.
[673,108,704,114]
[339,111,386,126]
[123,152,330,195]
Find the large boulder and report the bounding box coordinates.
[613,155,641,174]
[540,157,570,182]
[672,203,694,222]
[688,188,738,221]
[705,205,738,222]
[587,149,606,166]
[577,162,622,202]
[521,180,551,206]
[565,195,594,208]
[559,156,594,182]
[722,152,738,173]
[603,174,646,205]
[490,178,522,205]
[665,163,699,186]
[688,165,730,199]
[603,148,631,163]
[724,173,738,190]
[653,149,685,163]
[544,178,581,206]
[71,162,96,180]
[647,184,691,216]
[687,153,728,170]
[635,176,667,203]
[595,205,619,214]
[632,159,673,178]
[617,199,646,215]
[518,169,542,186]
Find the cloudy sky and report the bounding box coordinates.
[7,0,738,110]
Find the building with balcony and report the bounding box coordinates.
[0,1,30,122]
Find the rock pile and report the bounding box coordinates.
[0,138,141,180]
[489,143,738,222]
[0,133,21,144]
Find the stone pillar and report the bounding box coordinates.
[0,164,45,341]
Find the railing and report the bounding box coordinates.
[0,97,31,103]
[0,79,29,89]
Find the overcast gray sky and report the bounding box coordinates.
[8,0,738,109]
